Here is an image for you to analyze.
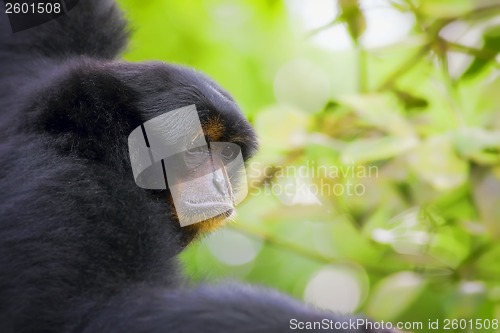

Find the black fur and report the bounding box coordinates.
[0,1,395,332]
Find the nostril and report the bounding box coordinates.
[213,173,227,194]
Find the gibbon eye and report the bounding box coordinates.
[184,142,210,168]
[220,144,237,161]
[186,144,204,155]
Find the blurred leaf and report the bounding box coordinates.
[419,0,474,18]
[323,100,340,111]
[388,0,409,12]
[362,207,394,236]
[338,94,415,137]
[254,105,310,153]
[330,218,380,263]
[418,205,446,227]
[392,88,429,110]
[454,128,500,164]
[462,25,500,79]
[407,135,469,190]
[476,245,500,278]
[433,185,478,221]
[341,136,418,164]
[366,272,426,320]
[446,282,489,319]
[429,226,470,268]
[337,0,366,43]
[475,75,500,119]
[473,172,500,235]
[246,243,323,298]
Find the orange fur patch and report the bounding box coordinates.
[185,215,228,234]
[203,117,225,141]
[166,194,229,235]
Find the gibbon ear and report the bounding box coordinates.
[28,61,142,157]
[32,62,139,134]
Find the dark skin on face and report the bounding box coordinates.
[168,121,240,235]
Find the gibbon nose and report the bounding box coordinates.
[213,172,227,195]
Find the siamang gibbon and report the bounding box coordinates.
[0,1,397,332]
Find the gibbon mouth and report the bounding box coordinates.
[182,201,234,223]
[186,200,233,209]
[198,210,234,225]
[214,209,234,220]
[183,206,234,234]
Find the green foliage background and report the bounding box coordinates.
[118,0,500,331]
